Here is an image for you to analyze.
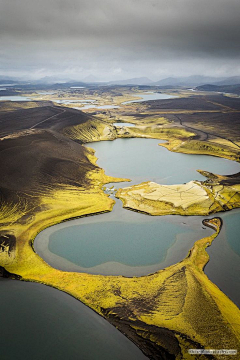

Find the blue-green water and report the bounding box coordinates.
[48,221,193,268]
[35,138,240,285]
[37,91,57,95]
[122,92,176,104]
[35,201,213,276]
[54,99,95,104]
[205,208,240,306]
[88,138,239,186]
[0,279,147,360]
[80,104,120,110]
[0,95,32,101]
[113,122,135,127]
[224,210,240,256]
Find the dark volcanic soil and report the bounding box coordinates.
[0,104,99,228]
[0,104,92,137]
[0,130,96,192]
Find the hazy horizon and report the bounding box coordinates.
[0,0,240,81]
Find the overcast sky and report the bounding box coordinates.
[0,0,240,81]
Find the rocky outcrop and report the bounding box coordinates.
[0,266,21,279]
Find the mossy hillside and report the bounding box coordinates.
[161,139,240,162]
[117,124,195,141]
[112,115,171,127]
[63,118,117,142]
[62,116,190,145]
[208,137,240,150]
[0,101,44,112]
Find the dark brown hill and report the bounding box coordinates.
[0,105,92,137]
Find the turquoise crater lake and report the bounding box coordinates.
[48,220,199,269]
[34,138,240,294]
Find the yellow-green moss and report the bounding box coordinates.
[63,118,117,142]
[161,139,240,162]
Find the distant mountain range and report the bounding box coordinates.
[0,76,22,85]
[212,76,240,86]
[33,76,74,84]
[153,75,218,87]
[1,74,240,88]
[103,75,240,87]
[81,75,99,83]
[153,75,240,87]
[107,77,153,85]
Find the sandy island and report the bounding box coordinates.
[116,175,240,216]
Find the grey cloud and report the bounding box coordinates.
[0,0,240,79]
